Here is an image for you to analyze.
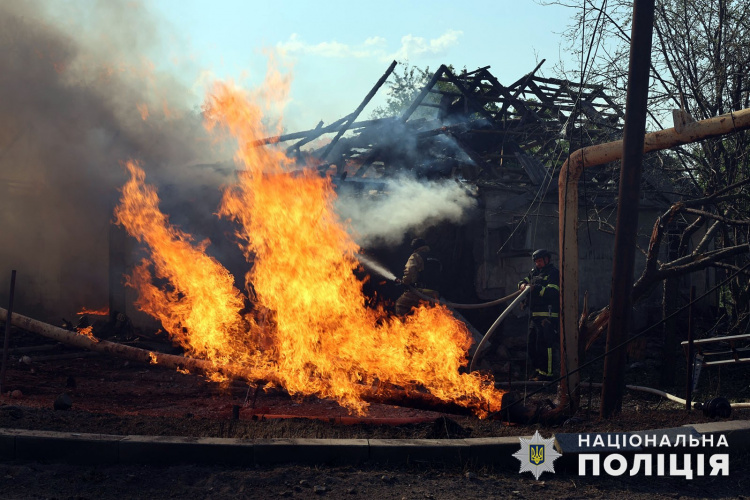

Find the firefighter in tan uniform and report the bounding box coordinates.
[395,238,441,316]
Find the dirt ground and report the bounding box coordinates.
[1,324,749,498]
[1,458,748,500]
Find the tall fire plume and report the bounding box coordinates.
[114,76,505,417]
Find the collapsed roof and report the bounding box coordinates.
[256,61,676,204]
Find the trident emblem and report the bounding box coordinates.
[530,444,544,465]
[514,431,560,480]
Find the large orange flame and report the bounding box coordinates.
[114,71,504,417]
[114,161,264,371]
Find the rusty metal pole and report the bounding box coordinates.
[600,0,656,418]
[0,270,17,394]
[686,285,696,411]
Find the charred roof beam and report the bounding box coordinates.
[319,60,398,162]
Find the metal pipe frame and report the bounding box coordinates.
[557,107,750,412]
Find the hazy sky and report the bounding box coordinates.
[142,0,579,131]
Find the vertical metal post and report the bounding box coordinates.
[0,270,17,394]
[558,110,750,415]
[686,285,696,411]
[601,0,656,418]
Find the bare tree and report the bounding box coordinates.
[549,0,750,376]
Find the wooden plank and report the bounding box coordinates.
[506,60,546,90]
[398,65,448,123]
[463,65,491,77]
[699,347,750,356]
[526,80,569,124]
[286,120,324,153]
[437,77,494,90]
[702,357,750,367]
[254,115,390,148]
[481,67,545,124]
[437,68,498,125]
[598,94,627,118]
[319,60,398,161]
[680,333,750,345]
[533,75,605,90]
[525,80,556,105]
[253,114,350,147]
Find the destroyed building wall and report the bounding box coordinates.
[474,184,708,335]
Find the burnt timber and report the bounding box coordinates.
[259,61,628,190]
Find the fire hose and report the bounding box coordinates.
[469,286,530,373]
[395,280,531,373]
[404,284,524,310]
[497,379,750,418]
[581,382,750,418]
[394,273,750,419]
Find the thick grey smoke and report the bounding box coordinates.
[335,176,477,247]
[0,0,478,321]
[0,1,231,320]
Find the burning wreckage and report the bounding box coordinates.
[2,62,636,424]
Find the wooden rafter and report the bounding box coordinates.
[251,62,626,187]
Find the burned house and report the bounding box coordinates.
[0,58,700,369]
[259,61,692,345]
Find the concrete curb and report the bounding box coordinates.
[0,429,524,467]
[0,420,747,467]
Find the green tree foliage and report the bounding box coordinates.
[370,64,434,119]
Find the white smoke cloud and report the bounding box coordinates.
[277,33,374,59]
[390,30,463,61]
[335,175,477,247]
[277,29,462,62]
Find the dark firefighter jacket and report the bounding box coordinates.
[518,263,560,319]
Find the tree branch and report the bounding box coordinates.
[682,207,750,226]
